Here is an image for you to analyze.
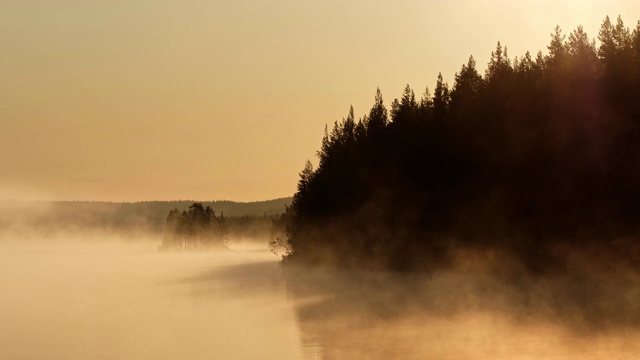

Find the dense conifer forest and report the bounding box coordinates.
[275,16,640,271]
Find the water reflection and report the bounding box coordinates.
[281,262,640,359]
[178,258,325,358]
[2,239,639,359]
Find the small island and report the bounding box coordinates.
[160,203,227,249]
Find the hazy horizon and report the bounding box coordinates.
[0,196,292,204]
[3,0,640,202]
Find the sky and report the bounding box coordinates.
[1,0,639,202]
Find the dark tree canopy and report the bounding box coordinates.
[278,16,640,272]
[161,202,227,249]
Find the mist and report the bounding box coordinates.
[4,10,640,358]
[252,15,640,357]
[0,199,304,359]
[0,237,308,360]
[282,245,640,359]
[3,215,640,359]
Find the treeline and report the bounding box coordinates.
[0,198,291,236]
[161,203,227,249]
[277,16,640,271]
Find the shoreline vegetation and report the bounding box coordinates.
[272,16,640,274]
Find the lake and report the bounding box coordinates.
[1,237,639,359]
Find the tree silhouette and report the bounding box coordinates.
[160,202,227,249]
[277,16,640,272]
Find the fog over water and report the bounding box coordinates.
[1,236,639,359]
[0,238,306,360]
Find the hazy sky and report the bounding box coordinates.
[2,0,639,202]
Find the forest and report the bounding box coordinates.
[274,16,640,272]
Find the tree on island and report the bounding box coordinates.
[161,202,227,249]
[275,15,640,272]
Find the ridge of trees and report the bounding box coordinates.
[275,16,640,272]
[0,198,291,235]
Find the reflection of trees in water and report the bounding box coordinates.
[282,249,640,360]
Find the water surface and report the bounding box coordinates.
[1,238,639,359]
[0,239,306,360]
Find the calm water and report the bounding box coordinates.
[1,238,639,359]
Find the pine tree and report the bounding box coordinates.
[366,88,389,137]
[432,73,449,122]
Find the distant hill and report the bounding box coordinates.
[0,198,291,235]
